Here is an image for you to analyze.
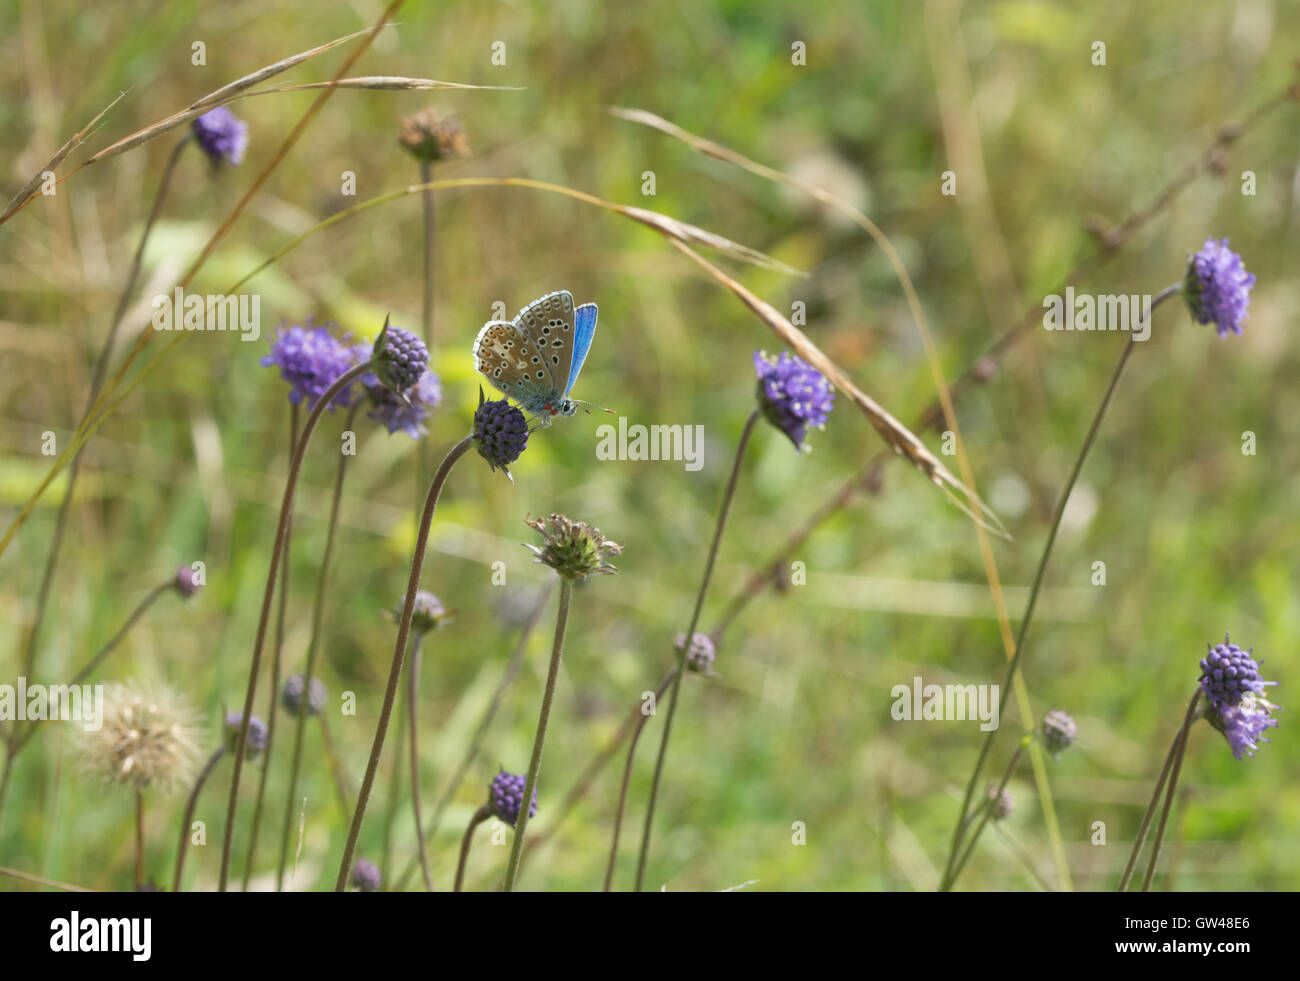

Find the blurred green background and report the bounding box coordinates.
[1,0,1297,891]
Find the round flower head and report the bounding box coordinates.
[281,674,327,717]
[524,513,622,581]
[398,108,471,163]
[676,632,716,674]
[350,858,381,892]
[80,684,200,793]
[408,590,449,634]
[174,565,203,598]
[488,769,538,827]
[473,388,529,479]
[192,106,248,165]
[1205,692,1280,760]
[370,320,429,395]
[223,712,268,761]
[261,322,358,409]
[1199,634,1270,709]
[1183,238,1256,338]
[987,784,1013,821]
[1041,709,1077,757]
[753,350,835,451]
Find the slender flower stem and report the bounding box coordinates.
[990,822,1054,892]
[394,582,554,892]
[134,790,145,891]
[334,435,474,891]
[174,747,226,891]
[0,866,92,892]
[9,577,173,758]
[244,404,299,891]
[604,668,678,891]
[219,361,371,892]
[635,409,760,891]
[275,403,357,890]
[1117,706,1192,891]
[946,737,1029,889]
[14,135,192,704]
[1138,689,1202,892]
[940,283,1180,891]
[502,577,573,892]
[420,158,435,347]
[317,713,352,818]
[380,680,408,881]
[407,632,435,890]
[454,805,490,892]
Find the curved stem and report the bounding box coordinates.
[454,805,490,892]
[635,409,759,891]
[173,746,226,891]
[334,435,474,891]
[946,737,1028,889]
[1117,725,1186,890]
[502,577,573,891]
[394,582,554,892]
[604,668,677,891]
[275,402,356,890]
[316,713,352,818]
[407,632,435,890]
[14,135,191,709]
[940,284,1179,891]
[1139,689,1202,891]
[244,404,299,890]
[379,678,408,881]
[218,361,370,892]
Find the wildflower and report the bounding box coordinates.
[1041,709,1077,757]
[80,685,200,792]
[1199,634,1270,709]
[487,770,537,827]
[371,320,429,395]
[192,106,248,165]
[987,784,1013,821]
[222,712,268,761]
[260,323,358,409]
[1205,692,1280,760]
[472,388,529,478]
[351,858,381,892]
[174,565,203,598]
[398,108,471,163]
[409,591,450,634]
[1183,238,1256,338]
[753,350,835,451]
[676,632,716,674]
[281,675,327,717]
[524,513,622,581]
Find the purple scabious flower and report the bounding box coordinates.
[473,389,529,477]
[1041,709,1077,757]
[1198,634,1270,709]
[353,340,442,437]
[408,590,449,634]
[371,321,429,394]
[222,712,268,761]
[192,107,248,165]
[260,323,358,409]
[1206,693,1280,760]
[675,632,716,675]
[174,565,203,598]
[487,769,537,827]
[281,674,327,717]
[1183,238,1256,338]
[753,350,835,451]
[350,858,381,892]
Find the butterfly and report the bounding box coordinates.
[472,289,601,423]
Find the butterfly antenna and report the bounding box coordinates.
[573,399,616,416]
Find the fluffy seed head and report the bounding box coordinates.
[80,684,200,793]
[524,513,622,580]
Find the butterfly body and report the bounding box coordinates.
[473,290,598,422]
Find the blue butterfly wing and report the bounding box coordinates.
[565,303,598,397]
